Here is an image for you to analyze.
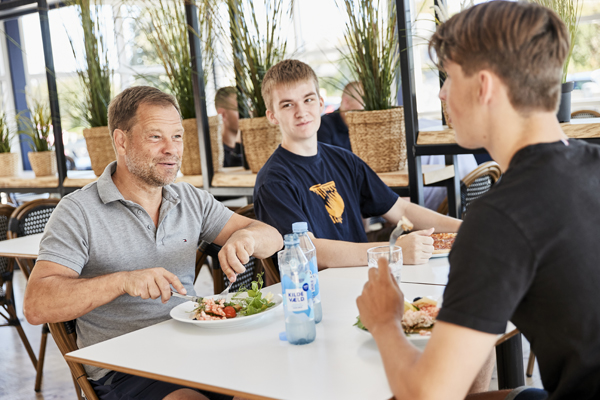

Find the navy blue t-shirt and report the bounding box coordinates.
[254,143,398,241]
[317,111,352,151]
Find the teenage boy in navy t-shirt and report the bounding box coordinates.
[254,59,461,267]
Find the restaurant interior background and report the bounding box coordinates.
[0,0,599,398]
[0,0,598,178]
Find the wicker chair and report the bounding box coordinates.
[0,204,38,370]
[195,204,280,294]
[437,161,502,217]
[48,320,99,400]
[8,198,60,391]
[571,109,600,119]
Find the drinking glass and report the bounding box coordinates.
[367,245,403,283]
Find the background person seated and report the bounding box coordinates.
[215,86,243,167]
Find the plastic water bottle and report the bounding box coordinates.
[292,222,323,324]
[277,233,316,345]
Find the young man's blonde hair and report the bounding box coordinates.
[262,59,320,111]
[214,86,237,110]
[429,1,569,114]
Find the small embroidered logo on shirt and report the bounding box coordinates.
[309,181,345,224]
[183,239,187,242]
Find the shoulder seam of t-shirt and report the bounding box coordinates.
[60,195,93,240]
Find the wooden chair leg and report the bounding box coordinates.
[5,290,38,368]
[526,352,536,377]
[34,323,49,391]
[72,374,84,400]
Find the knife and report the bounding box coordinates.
[170,290,202,303]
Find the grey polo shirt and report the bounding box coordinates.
[38,162,233,380]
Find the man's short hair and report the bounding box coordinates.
[108,86,181,145]
[429,1,569,113]
[215,86,237,110]
[262,59,320,111]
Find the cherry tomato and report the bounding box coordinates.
[223,306,237,319]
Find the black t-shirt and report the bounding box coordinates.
[317,111,352,151]
[439,139,600,399]
[253,143,398,239]
[223,143,242,167]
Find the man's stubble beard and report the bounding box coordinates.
[125,151,181,187]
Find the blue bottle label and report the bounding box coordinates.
[285,288,308,312]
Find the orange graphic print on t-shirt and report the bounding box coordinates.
[309,181,345,224]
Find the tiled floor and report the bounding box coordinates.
[1,267,542,400]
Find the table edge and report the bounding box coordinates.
[64,355,278,400]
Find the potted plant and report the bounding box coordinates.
[133,0,222,175]
[226,0,291,173]
[529,0,583,122]
[65,0,114,176]
[0,112,18,177]
[340,0,405,172]
[17,98,56,177]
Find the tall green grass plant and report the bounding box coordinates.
[64,0,112,128]
[0,113,11,153]
[339,0,399,111]
[227,0,292,119]
[17,98,54,152]
[131,0,218,120]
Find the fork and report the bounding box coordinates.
[217,274,238,300]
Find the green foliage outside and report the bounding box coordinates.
[226,0,292,119]
[0,113,11,153]
[571,22,600,73]
[339,0,399,111]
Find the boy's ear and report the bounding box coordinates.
[319,95,324,113]
[266,109,279,125]
[478,70,494,106]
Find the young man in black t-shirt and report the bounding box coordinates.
[358,2,600,400]
[254,60,461,267]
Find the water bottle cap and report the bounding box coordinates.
[279,331,287,341]
[292,222,308,233]
[283,233,299,245]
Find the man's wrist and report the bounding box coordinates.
[369,318,404,339]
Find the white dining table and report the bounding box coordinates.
[66,267,445,400]
[0,232,42,259]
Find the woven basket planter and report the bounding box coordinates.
[0,152,19,177]
[180,116,223,176]
[441,101,453,129]
[83,126,115,176]
[28,151,56,176]
[240,116,281,173]
[346,107,407,173]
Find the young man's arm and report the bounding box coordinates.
[357,258,499,400]
[212,213,283,280]
[383,197,462,233]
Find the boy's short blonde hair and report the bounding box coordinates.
[262,59,320,111]
[429,1,569,113]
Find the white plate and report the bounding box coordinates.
[355,325,431,344]
[430,252,449,258]
[170,292,283,329]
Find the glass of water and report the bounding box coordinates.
[367,245,403,283]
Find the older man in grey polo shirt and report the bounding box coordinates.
[23,86,282,400]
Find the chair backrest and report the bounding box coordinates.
[437,161,502,217]
[195,204,280,293]
[47,321,99,400]
[571,109,600,119]
[0,204,16,300]
[7,198,60,279]
[8,198,61,239]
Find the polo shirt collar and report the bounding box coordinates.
[97,161,180,205]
